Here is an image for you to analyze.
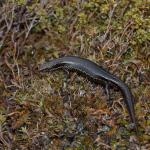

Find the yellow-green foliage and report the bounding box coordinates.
[23,0,149,47]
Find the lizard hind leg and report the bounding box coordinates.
[104,81,113,106]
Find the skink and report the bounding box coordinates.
[39,56,137,131]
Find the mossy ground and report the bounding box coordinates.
[0,0,150,149]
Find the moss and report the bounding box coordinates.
[0,0,149,149]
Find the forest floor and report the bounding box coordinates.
[0,1,150,149]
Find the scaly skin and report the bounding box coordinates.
[39,56,137,131]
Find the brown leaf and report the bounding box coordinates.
[11,110,29,130]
